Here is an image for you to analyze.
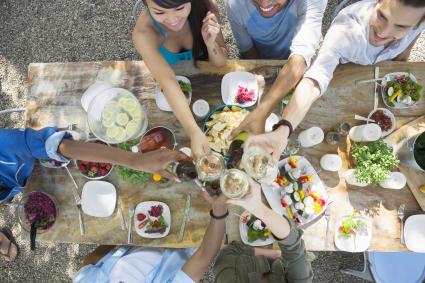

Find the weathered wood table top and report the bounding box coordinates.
[25,60,425,251]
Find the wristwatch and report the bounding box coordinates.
[272,119,293,138]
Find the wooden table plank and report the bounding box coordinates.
[25,60,425,251]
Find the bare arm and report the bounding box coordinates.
[203,1,228,67]
[132,13,209,157]
[181,192,227,282]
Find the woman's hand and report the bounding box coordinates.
[226,178,264,216]
[190,129,210,159]
[201,11,221,48]
[131,148,188,181]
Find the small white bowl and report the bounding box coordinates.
[367,108,396,137]
[221,72,258,107]
[404,214,425,253]
[155,76,192,112]
[81,181,116,217]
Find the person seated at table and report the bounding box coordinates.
[73,187,228,283]
[132,0,228,158]
[0,127,187,203]
[227,0,327,137]
[214,179,313,283]
[242,0,425,161]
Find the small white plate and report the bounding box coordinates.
[404,214,425,253]
[221,72,258,107]
[155,76,192,112]
[134,201,171,238]
[239,211,274,246]
[265,113,279,132]
[381,72,419,109]
[81,181,116,217]
[334,215,372,253]
[367,108,396,137]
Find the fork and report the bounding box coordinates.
[398,204,405,244]
[128,205,135,245]
[324,208,331,249]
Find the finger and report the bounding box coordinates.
[225,198,242,206]
[172,150,190,161]
[207,26,220,35]
[229,124,244,140]
[159,169,181,183]
[248,178,260,192]
[271,149,281,164]
[201,188,214,203]
[203,141,211,155]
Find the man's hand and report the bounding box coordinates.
[132,148,188,181]
[190,129,211,159]
[229,108,267,139]
[243,126,289,163]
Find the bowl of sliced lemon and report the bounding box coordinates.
[86,88,148,144]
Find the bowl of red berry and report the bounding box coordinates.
[75,139,114,180]
[367,108,396,137]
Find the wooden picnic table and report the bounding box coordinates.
[25,60,424,251]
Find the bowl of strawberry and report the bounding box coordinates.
[75,139,113,180]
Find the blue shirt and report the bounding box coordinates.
[0,127,71,201]
[227,0,327,64]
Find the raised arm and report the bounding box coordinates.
[132,12,210,158]
[181,190,227,282]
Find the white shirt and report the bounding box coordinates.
[304,0,425,94]
[227,0,327,66]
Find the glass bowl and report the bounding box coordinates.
[87,88,148,144]
[17,191,58,234]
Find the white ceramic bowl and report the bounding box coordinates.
[155,76,192,112]
[367,108,396,137]
[221,72,258,107]
[381,72,419,109]
[81,181,116,217]
[404,214,425,253]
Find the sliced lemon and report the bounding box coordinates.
[104,101,120,112]
[126,121,138,137]
[118,97,130,108]
[129,108,141,119]
[102,118,115,128]
[152,174,162,182]
[102,109,113,120]
[116,112,129,126]
[106,126,119,138]
[114,127,127,141]
[126,102,138,112]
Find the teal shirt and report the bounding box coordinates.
[148,9,193,65]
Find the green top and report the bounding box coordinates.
[213,216,313,283]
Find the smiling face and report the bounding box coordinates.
[369,0,425,46]
[146,0,191,32]
[251,0,288,18]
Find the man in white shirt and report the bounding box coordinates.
[243,0,425,160]
[227,0,327,137]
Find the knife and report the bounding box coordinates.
[64,166,85,236]
[178,193,192,242]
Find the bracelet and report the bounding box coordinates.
[272,119,293,138]
[210,209,229,219]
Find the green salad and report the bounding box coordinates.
[116,140,151,186]
[351,139,399,185]
[178,80,192,95]
[338,215,368,239]
[384,73,423,107]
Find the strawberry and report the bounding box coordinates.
[91,165,98,172]
[137,213,147,221]
[100,169,108,175]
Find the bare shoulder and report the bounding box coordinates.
[133,9,162,45]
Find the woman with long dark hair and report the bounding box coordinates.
[133,0,228,158]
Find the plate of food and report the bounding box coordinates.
[75,139,113,180]
[239,210,274,246]
[134,201,171,238]
[334,215,371,252]
[261,156,328,228]
[221,72,258,107]
[156,76,192,112]
[381,72,423,109]
[367,108,396,137]
[203,105,249,155]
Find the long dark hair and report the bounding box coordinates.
[144,0,211,63]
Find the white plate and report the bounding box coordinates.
[81,81,113,112]
[261,156,329,228]
[134,201,171,238]
[239,210,274,246]
[81,181,116,217]
[221,72,258,107]
[334,215,371,253]
[404,214,425,253]
[155,76,192,112]
[265,113,279,132]
[381,72,419,109]
[367,108,396,137]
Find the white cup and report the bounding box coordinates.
[192,99,210,120]
[379,172,406,190]
[320,154,343,172]
[349,124,382,142]
[298,127,324,148]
